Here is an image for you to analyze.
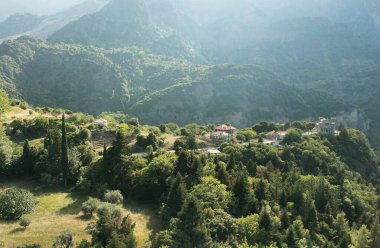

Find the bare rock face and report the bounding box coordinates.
[336,109,370,131]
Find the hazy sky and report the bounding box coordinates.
[0,0,85,20]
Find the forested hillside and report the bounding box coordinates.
[0,0,109,41]
[0,90,379,247]
[0,37,358,127]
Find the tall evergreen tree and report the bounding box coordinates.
[216,164,230,187]
[259,206,272,231]
[286,225,296,248]
[61,113,69,187]
[247,159,257,177]
[255,179,267,202]
[102,142,110,181]
[232,171,255,217]
[163,173,187,221]
[176,195,211,247]
[20,140,34,176]
[279,190,287,208]
[188,156,202,186]
[109,130,128,164]
[227,153,236,171]
[175,151,190,175]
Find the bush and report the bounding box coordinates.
[104,190,124,204]
[19,217,31,228]
[52,230,74,248]
[81,198,101,217]
[0,188,36,220]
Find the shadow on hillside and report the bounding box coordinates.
[124,200,163,240]
[59,191,88,215]
[9,227,26,234]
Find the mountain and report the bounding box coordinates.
[50,0,203,61]
[0,0,109,41]
[0,37,129,113]
[49,0,380,81]
[0,37,358,127]
[0,0,84,21]
[46,0,380,145]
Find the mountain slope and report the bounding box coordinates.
[50,0,201,61]
[0,37,358,127]
[0,0,109,41]
[48,0,380,82]
[0,37,129,114]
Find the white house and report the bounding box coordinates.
[93,118,108,127]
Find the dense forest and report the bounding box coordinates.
[0,37,355,128]
[0,89,379,247]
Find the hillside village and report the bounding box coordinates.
[1,98,379,248]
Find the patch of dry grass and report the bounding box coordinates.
[0,180,161,248]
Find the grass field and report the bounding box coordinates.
[0,180,161,248]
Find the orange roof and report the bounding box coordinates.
[215,124,236,131]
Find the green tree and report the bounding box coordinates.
[190,176,231,210]
[104,190,124,205]
[227,153,236,171]
[301,192,318,231]
[282,129,302,144]
[231,171,256,217]
[0,188,36,220]
[255,179,268,202]
[175,196,211,247]
[215,163,230,186]
[286,225,297,248]
[82,198,101,217]
[20,140,35,176]
[0,88,10,114]
[52,230,74,248]
[246,160,257,177]
[162,173,187,220]
[61,114,69,187]
[89,208,136,248]
[258,206,272,231]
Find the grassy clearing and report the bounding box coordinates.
[0,180,161,248]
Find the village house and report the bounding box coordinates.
[211,131,231,141]
[315,117,336,135]
[210,124,237,141]
[93,118,108,127]
[214,124,237,134]
[266,130,286,141]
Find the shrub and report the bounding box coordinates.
[0,188,36,220]
[81,198,101,217]
[104,190,124,204]
[52,230,74,248]
[19,217,31,228]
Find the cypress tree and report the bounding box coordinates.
[232,171,254,217]
[175,150,190,175]
[109,130,128,164]
[61,113,69,187]
[227,153,236,171]
[164,173,187,220]
[255,179,267,202]
[258,206,272,231]
[21,140,34,176]
[247,159,257,177]
[279,190,287,208]
[102,142,110,180]
[281,210,290,230]
[216,164,230,187]
[188,156,202,186]
[177,196,211,247]
[286,225,296,247]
